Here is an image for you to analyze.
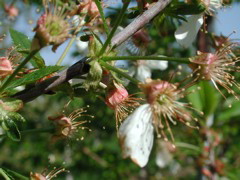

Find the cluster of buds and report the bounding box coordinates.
[48,108,92,142]
[105,81,141,129]
[190,43,240,100]
[31,1,76,52]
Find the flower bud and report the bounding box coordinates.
[105,84,129,109]
[4,4,19,19]
[0,57,13,78]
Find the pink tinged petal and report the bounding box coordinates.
[119,104,154,167]
[136,65,151,82]
[174,14,204,48]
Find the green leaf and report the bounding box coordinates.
[2,120,21,141]
[0,107,25,141]
[6,66,63,89]
[217,100,240,121]
[199,81,220,117]
[9,29,45,68]
[187,85,203,111]
[166,3,205,15]
[187,81,220,117]
[0,107,26,123]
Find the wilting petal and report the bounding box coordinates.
[146,60,168,71]
[175,14,203,48]
[136,65,151,82]
[119,104,154,167]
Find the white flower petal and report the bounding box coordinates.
[175,14,204,48]
[76,39,88,55]
[136,65,151,82]
[119,104,154,167]
[147,60,168,71]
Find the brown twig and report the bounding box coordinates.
[12,0,172,103]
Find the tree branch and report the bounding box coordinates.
[12,0,172,103]
[13,57,90,103]
[111,0,171,48]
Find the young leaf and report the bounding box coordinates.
[9,29,45,68]
[2,120,21,141]
[6,66,63,89]
[187,81,220,117]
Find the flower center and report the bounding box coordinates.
[46,21,61,36]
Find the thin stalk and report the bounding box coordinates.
[175,142,201,152]
[101,56,190,63]
[100,61,140,85]
[56,37,76,66]
[98,1,130,56]
[2,168,28,180]
[0,49,39,93]
[20,127,55,135]
[94,0,110,34]
[0,127,54,139]
[0,169,11,180]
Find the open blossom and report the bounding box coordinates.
[31,1,75,52]
[119,79,199,167]
[189,43,240,99]
[48,108,91,142]
[30,167,66,180]
[105,82,141,129]
[175,0,222,47]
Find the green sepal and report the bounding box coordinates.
[88,34,103,57]
[83,60,103,91]
[0,106,25,141]
[0,98,23,112]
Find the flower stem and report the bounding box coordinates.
[56,37,76,66]
[94,0,110,35]
[101,56,190,63]
[20,127,55,135]
[0,49,39,93]
[98,1,130,56]
[100,61,140,85]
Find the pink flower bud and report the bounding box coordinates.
[105,84,129,109]
[4,5,19,18]
[0,57,13,78]
[105,82,141,128]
